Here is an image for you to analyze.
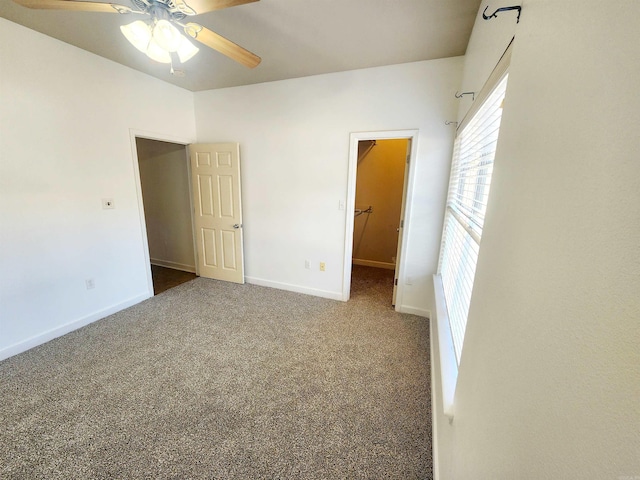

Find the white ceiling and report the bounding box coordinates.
[0,0,482,92]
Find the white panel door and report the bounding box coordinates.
[189,143,244,284]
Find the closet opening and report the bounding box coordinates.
[343,130,418,309]
[135,137,197,295]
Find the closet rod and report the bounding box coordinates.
[354,206,373,217]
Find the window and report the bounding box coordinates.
[438,74,509,364]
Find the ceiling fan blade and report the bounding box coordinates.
[177,0,258,15]
[12,0,132,13]
[185,23,260,68]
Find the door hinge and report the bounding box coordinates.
[394,278,398,286]
[406,155,410,164]
[400,219,404,228]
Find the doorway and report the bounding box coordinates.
[342,130,418,309]
[135,137,197,295]
[352,138,408,305]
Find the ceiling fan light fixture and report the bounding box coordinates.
[146,38,172,64]
[120,20,152,54]
[176,37,199,63]
[153,19,183,52]
[122,18,197,65]
[10,0,261,73]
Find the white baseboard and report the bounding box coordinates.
[245,276,343,301]
[0,293,151,362]
[150,259,196,273]
[352,258,396,270]
[397,305,430,318]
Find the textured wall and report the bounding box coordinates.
[194,58,463,313]
[0,19,196,359]
[433,0,640,478]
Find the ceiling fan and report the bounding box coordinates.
[12,0,261,71]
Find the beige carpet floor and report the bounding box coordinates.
[0,266,432,479]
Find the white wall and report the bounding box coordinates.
[456,0,520,122]
[194,58,463,312]
[0,19,196,359]
[432,0,640,478]
[137,138,195,272]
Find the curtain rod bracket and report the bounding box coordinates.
[482,5,522,23]
[455,91,475,100]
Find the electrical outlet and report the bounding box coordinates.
[319,262,326,272]
[102,198,115,209]
[85,278,95,290]
[305,260,310,270]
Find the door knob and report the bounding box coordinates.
[233,224,242,229]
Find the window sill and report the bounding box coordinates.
[432,274,458,421]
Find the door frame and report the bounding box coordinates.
[342,129,419,310]
[129,129,196,297]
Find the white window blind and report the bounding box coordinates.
[438,74,509,364]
